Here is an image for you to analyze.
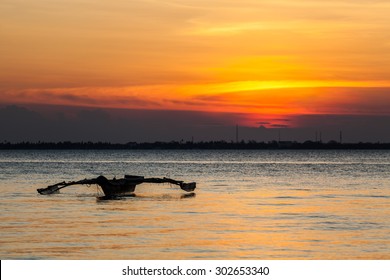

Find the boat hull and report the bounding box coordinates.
[98,180,136,196]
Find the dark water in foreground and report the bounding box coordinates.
[0,150,389,259]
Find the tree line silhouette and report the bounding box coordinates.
[1,140,390,149]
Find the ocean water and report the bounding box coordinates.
[0,149,389,259]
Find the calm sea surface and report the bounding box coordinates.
[0,149,389,259]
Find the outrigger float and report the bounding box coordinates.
[37,175,196,197]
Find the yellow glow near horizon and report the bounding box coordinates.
[3,80,390,116]
[179,80,390,95]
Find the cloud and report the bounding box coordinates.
[256,118,291,128]
[270,124,290,128]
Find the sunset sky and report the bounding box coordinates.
[1,0,390,141]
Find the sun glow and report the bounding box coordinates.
[3,79,390,126]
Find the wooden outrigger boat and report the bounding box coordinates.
[37,175,196,197]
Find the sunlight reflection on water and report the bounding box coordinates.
[0,150,389,259]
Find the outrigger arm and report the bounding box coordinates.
[37,175,196,196]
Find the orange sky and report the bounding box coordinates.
[1,0,390,127]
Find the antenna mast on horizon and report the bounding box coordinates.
[236,124,239,143]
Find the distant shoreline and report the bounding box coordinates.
[1,141,390,150]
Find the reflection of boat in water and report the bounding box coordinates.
[96,192,196,201]
[37,175,196,197]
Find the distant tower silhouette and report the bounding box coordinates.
[236,124,239,143]
[340,131,343,144]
